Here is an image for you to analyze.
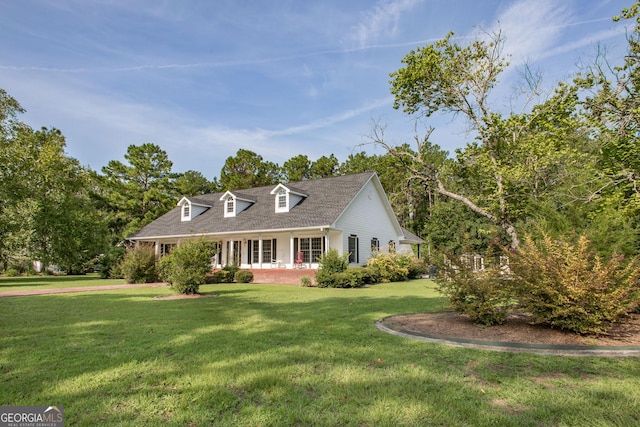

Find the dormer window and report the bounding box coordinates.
[220,191,255,218]
[177,196,211,222]
[270,184,307,213]
[277,190,287,209]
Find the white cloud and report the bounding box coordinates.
[349,0,421,48]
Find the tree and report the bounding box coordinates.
[100,143,176,238]
[310,154,339,178]
[385,31,595,250]
[219,149,281,190]
[281,154,311,182]
[174,170,217,196]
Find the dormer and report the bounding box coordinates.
[270,184,308,213]
[220,191,255,218]
[177,197,211,222]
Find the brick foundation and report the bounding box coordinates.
[248,268,316,285]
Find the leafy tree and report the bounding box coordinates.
[219,149,281,190]
[100,143,176,238]
[385,31,597,250]
[281,154,311,182]
[174,170,217,196]
[310,154,339,178]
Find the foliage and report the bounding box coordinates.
[99,246,126,279]
[158,239,218,294]
[99,143,177,239]
[299,275,313,287]
[436,258,515,326]
[315,249,350,287]
[234,270,254,283]
[219,149,281,190]
[509,234,640,334]
[120,245,158,284]
[366,252,411,283]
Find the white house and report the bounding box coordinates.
[128,171,422,269]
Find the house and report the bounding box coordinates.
[128,171,422,269]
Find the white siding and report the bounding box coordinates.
[333,179,402,265]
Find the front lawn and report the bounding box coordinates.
[0,273,125,292]
[1,279,639,426]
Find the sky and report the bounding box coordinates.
[0,0,632,180]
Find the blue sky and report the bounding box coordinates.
[0,0,631,180]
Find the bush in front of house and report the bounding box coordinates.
[120,245,158,284]
[206,265,240,283]
[300,275,313,287]
[234,270,254,283]
[367,252,411,282]
[99,246,126,279]
[158,239,218,294]
[315,249,350,288]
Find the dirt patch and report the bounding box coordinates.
[154,293,219,300]
[383,312,640,347]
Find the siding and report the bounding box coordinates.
[333,179,402,265]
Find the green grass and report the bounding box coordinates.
[1,279,639,426]
[0,273,125,291]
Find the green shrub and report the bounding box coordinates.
[366,252,410,282]
[436,262,514,326]
[234,270,254,283]
[208,269,234,284]
[158,239,218,294]
[510,234,640,334]
[316,249,350,287]
[4,268,20,277]
[99,246,126,279]
[300,275,313,287]
[120,245,158,284]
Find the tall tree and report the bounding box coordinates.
[385,31,595,250]
[174,170,218,196]
[310,154,339,178]
[101,143,176,238]
[281,154,311,182]
[219,149,281,190]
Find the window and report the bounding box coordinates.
[226,197,234,213]
[159,243,175,257]
[182,205,190,219]
[348,235,359,263]
[278,189,287,208]
[371,237,379,252]
[294,237,324,263]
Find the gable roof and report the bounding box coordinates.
[129,171,382,240]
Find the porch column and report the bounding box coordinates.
[258,235,263,266]
[155,240,160,257]
[229,240,234,266]
[289,232,295,269]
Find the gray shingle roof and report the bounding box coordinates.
[129,172,377,239]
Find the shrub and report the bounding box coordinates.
[366,252,410,282]
[158,239,218,294]
[316,249,350,288]
[99,246,126,279]
[120,245,158,284]
[509,234,640,334]
[234,270,254,283]
[208,270,234,284]
[300,275,313,287]
[436,255,515,326]
[4,268,20,277]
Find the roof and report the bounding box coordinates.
[400,227,425,244]
[129,171,379,240]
